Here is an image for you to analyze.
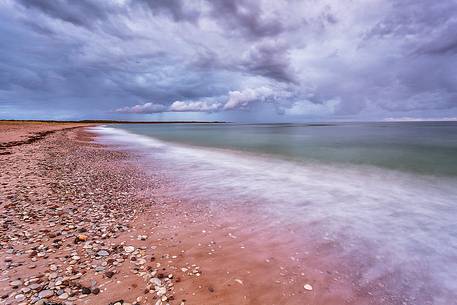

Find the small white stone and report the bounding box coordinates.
[124,246,135,253]
[304,284,313,291]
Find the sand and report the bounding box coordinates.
[0,123,371,305]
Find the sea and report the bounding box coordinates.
[91,122,457,305]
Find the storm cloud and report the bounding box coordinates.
[1,0,456,121]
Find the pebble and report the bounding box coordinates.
[58,293,69,299]
[124,246,135,253]
[97,250,110,256]
[304,284,313,291]
[81,287,91,295]
[77,234,88,241]
[38,290,54,299]
[9,280,22,287]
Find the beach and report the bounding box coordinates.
[0,123,342,305]
[1,123,456,305]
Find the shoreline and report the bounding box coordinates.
[0,123,410,304]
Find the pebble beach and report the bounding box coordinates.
[0,123,333,305]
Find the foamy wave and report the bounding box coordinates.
[88,125,165,148]
[92,125,457,304]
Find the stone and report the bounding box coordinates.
[97,250,109,256]
[124,246,135,253]
[21,287,31,294]
[150,278,161,286]
[77,234,88,241]
[105,271,115,278]
[304,284,313,291]
[49,272,58,279]
[9,280,22,287]
[38,290,54,299]
[81,287,91,295]
[58,293,69,299]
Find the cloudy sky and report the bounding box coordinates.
[1,0,456,122]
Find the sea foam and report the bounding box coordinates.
[92,125,457,305]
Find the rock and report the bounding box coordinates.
[304,284,313,291]
[15,294,25,301]
[92,288,100,295]
[9,280,22,287]
[21,287,31,293]
[49,272,58,279]
[149,278,161,286]
[58,293,69,299]
[124,246,135,253]
[38,289,54,299]
[156,286,166,297]
[77,234,88,241]
[97,250,109,256]
[81,287,91,295]
[105,271,115,278]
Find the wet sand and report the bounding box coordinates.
[1,124,380,304]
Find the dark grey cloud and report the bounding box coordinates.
[1,0,457,121]
[16,0,113,27]
[240,40,296,83]
[136,0,200,22]
[208,0,284,38]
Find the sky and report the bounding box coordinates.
[0,0,456,122]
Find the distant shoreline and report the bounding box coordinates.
[0,119,227,124]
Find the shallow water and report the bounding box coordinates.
[91,123,457,305]
[111,122,457,176]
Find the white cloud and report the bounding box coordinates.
[223,87,274,110]
[115,102,166,114]
[169,100,222,112]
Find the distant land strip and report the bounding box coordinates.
[0,120,228,124]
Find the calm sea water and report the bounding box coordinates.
[113,122,457,176]
[92,122,457,305]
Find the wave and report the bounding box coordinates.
[91,125,457,304]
